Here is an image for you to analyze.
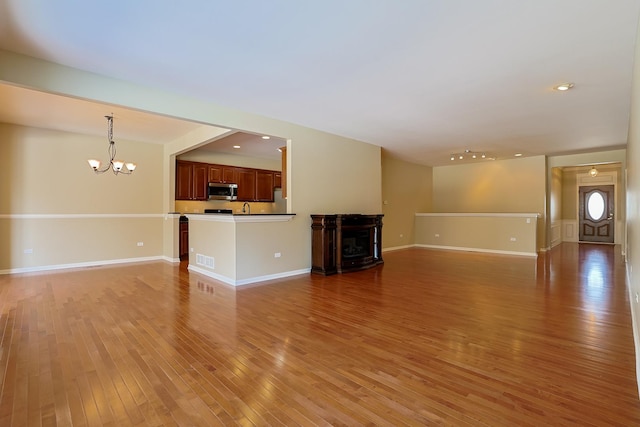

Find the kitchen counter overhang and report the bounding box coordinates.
[186,213,295,223]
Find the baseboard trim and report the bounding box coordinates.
[187,265,310,287]
[626,264,640,398]
[382,244,416,252]
[414,244,538,258]
[0,256,166,275]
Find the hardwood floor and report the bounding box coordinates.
[1,243,639,426]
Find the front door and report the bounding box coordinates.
[579,185,614,243]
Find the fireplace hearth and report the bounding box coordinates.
[311,214,383,275]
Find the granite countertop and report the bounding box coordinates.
[185,212,295,216]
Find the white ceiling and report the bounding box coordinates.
[0,0,639,166]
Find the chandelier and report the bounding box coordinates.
[87,115,136,175]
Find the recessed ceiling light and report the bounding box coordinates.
[262,136,270,140]
[514,153,523,157]
[554,83,574,91]
[233,145,241,149]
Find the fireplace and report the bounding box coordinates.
[311,214,383,275]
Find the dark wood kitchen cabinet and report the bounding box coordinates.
[235,168,257,201]
[176,161,208,200]
[209,164,236,184]
[179,221,189,259]
[176,161,193,200]
[177,160,280,201]
[255,170,275,202]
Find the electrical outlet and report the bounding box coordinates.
[510,237,517,242]
[435,234,440,238]
[274,252,281,258]
[137,242,144,246]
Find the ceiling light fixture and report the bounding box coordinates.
[233,145,241,149]
[589,166,598,177]
[87,115,136,175]
[514,153,523,157]
[450,149,491,161]
[554,83,574,91]
[261,136,270,140]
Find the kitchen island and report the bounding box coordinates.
[185,213,304,286]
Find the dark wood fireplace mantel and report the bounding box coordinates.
[311,214,383,275]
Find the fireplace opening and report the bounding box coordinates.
[342,230,371,259]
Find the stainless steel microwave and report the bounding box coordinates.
[208,182,238,200]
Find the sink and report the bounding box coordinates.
[204,209,233,214]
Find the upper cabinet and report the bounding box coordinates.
[255,170,275,202]
[176,160,281,202]
[235,168,257,201]
[209,165,236,184]
[176,160,208,200]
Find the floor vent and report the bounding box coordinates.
[196,254,214,269]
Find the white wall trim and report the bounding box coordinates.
[416,212,540,218]
[415,244,538,258]
[188,264,310,286]
[0,213,165,219]
[626,264,640,397]
[0,256,165,275]
[551,221,563,248]
[383,244,416,252]
[563,220,578,242]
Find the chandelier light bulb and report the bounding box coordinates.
[88,159,101,170]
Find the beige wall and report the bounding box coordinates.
[415,213,538,256]
[0,123,163,214]
[550,167,563,223]
[432,155,546,250]
[561,169,578,219]
[549,167,563,247]
[381,152,432,250]
[433,156,546,213]
[0,123,166,272]
[0,50,382,275]
[625,13,640,395]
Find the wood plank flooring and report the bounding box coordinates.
[1,243,639,426]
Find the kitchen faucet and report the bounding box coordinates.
[242,202,251,215]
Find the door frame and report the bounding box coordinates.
[576,170,618,244]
